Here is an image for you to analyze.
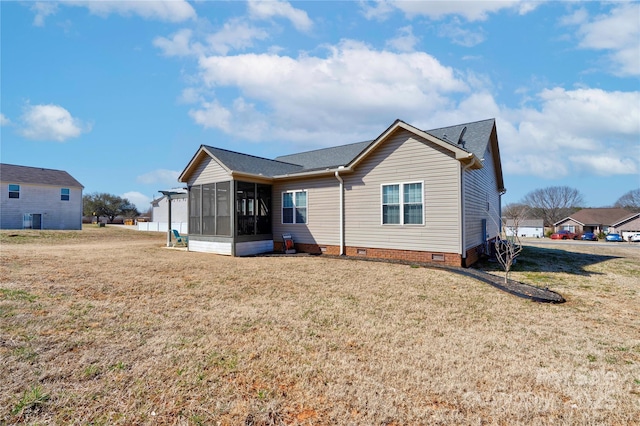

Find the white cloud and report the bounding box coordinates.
[154,20,270,57]
[189,40,467,144]
[572,154,637,176]
[501,87,640,178]
[153,29,202,57]
[385,25,419,52]
[189,100,233,133]
[437,18,486,47]
[248,0,313,32]
[206,18,270,55]
[0,113,11,126]
[31,1,58,26]
[564,3,640,76]
[122,191,152,211]
[32,0,196,25]
[19,104,90,142]
[363,0,540,22]
[137,169,180,185]
[360,0,395,21]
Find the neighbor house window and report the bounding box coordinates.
[61,188,70,201]
[381,182,423,225]
[282,190,307,224]
[9,184,20,199]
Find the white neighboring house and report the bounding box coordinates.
[137,188,188,234]
[504,219,544,238]
[0,163,84,230]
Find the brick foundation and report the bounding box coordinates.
[273,241,478,267]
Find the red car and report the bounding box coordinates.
[551,230,578,240]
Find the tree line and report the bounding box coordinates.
[83,193,140,224]
[503,187,640,227]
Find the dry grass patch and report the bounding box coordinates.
[1,227,639,425]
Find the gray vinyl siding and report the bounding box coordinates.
[344,129,461,253]
[272,176,340,245]
[463,144,501,250]
[189,157,231,186]
[0,182,83,229]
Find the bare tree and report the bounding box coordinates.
[494,211,524,284]
[614,188,640,213]
[522,186,584,226]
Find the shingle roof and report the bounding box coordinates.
[425,118,495,159]
[203,146,304,177]
[275,140,373,171]
[189,118,497,179]
[562,208,632,226]
[0,163,84,188]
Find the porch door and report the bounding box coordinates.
[23,213,43,229]
[32,214,42,229]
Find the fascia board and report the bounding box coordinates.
[273,167,352,180]
[612,212,640,227]
[229,171,275,183]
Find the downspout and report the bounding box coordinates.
[335,169,345,255]
[460,161,474,266]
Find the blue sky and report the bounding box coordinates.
[1,0,639,211]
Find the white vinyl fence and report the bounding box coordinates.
[138,222,188,234]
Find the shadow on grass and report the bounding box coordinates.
[476,245,621,277]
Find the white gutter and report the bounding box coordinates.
[335,169,345,255]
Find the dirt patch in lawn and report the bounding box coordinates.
[1,227,639,425]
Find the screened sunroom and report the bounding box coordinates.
[187,180,273,256]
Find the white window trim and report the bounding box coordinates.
[380,181,424,226]
[281,189,308,224]
[9,184,20,199]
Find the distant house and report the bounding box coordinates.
[611,212,640,241]
[504,218,544,238]
[178,118,505,267]
[151,188,188,224]
[0,163,84,230]
[136,188,189,233]
[554,208,635,236]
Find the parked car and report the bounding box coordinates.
[605,233,624,242]
[550,230,578,240]
[580,232,598,241]
[628,233,640,242]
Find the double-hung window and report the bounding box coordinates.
[381,182,423,225]
[282,190,307,224]
[61,188,70,201]
[9,184,20,199]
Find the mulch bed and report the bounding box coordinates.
[448,267,566,304]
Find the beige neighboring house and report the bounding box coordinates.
[611,212,640,240]
[0,163,84,230]
[178,118,505,267]
[554,208,638,238]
